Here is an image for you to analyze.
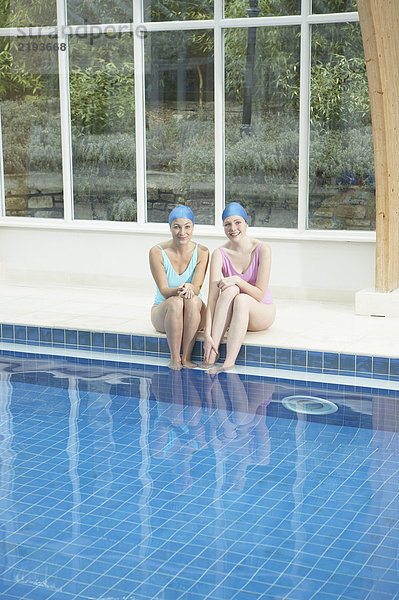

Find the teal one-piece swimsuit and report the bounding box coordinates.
[153,244,202,305]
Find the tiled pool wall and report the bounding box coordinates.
[1,322,398,381]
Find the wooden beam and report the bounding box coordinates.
[357,0,399,292]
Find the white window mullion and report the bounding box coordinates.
[0,106,5,216]
[133,0,146,225]
[57,0,73,221]
[214,0,224,226]
[298,0,311,233]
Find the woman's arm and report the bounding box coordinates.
[149,245,180,299]
[218,243,272,302]
[205,249,223,334]
[186,244,209,296]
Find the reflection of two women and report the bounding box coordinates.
[150,369,207,493]
[150,369,274,494]
[204,372,274,493]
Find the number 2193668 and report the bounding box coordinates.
[18,42,66,51]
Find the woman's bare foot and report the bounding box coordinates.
[198,352,220,370]
[169,359,182,370]
[198,361,216,370]
[207,363,236,375]
[182,360,198,369]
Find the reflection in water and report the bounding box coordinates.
[0,355,397,599]
[66,377,81,542]
[204,373,273,493]
[0,371,17,575]
[364,397,399,595]
[150,370,273,495]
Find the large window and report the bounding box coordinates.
[309,22,374,231]
[0,35,63,217]
[225,26,300,228]
[0,0,375,233]
[69,33,136,221]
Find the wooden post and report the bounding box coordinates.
[357,0,399,292]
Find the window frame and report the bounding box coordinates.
[0,0,375,242]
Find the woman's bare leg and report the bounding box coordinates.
[210,296,276,373]
[151,296,184,369]
[205,285,240,365]
[181,297,204,367]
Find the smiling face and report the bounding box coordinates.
[170,218,194,244]
[223,215,248,240]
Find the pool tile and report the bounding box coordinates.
[92,331,105,348]
[372,356,389,376]
[105,332,117,350]
[145,336,159,353]
[78,330,91,347]
[276,347,291,367]
[65,329,78,346]
[323,352,338,371]
[159,337,170,355]
[39,327,52,343]
[261,346,276,366]
[191,340,203,359]
[52,328,64,344]
[236,345,246,364]
[356,354,372,375]
[390,358,399,378]
[1,324,14,340]
[27,326,40,342]
[15,325,27,342]
[132,335,144,352]
[308,350,322,370]
[292,349,306,368]
[339,353,355,372]
[246,345,260,365]
[118,334,132,352]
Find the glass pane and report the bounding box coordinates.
[67,0,132,25]
[0,0,56,27]
[69,33,136,221]
[145,31,214,225]
[312,0,357,13]
[225,27,300,228]
[143,0,213,22]
[224,0,300,19]
[309,23,375,231]
[0,36,63,218]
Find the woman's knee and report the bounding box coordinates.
[219,285,240,302]
[166,295,184,316]
[184,295,202,314]
[232,293,250,313]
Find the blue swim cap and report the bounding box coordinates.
[222,202,248,223]
[168,205,195,227]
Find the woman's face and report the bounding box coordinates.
[223,215,248,241]
[170,218,194,245]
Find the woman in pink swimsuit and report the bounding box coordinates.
[203,202,276,373]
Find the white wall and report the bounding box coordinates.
[0,226,375,301]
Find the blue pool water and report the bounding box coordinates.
[0,350,398,600]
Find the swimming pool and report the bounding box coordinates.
[0,349,398,600]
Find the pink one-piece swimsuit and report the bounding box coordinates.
[219,244,273,305]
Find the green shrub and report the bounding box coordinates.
[110,197,137,221]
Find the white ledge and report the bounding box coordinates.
[355,288,399,317]
[0,218,376,243]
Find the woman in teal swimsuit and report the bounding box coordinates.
[149,206,209,370]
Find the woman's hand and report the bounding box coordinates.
[203,332,218,363]
[178,283,195,299]
[217,276,240,292]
